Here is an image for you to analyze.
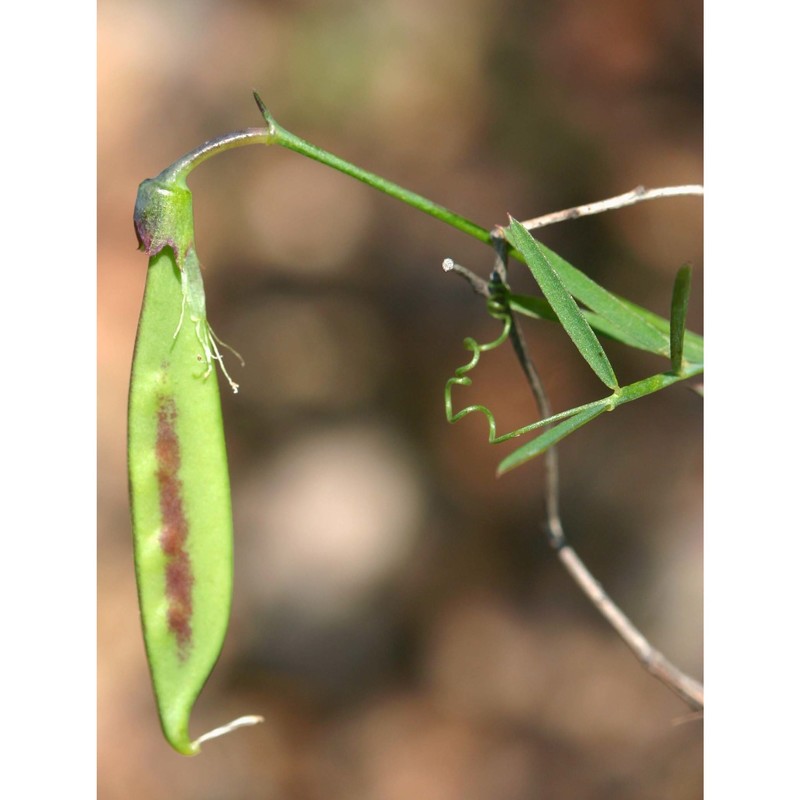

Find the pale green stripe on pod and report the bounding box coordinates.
[128,247,233,756]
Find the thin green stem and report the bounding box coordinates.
[253,93,493,245]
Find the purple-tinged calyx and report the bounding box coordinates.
[134,176,195,264]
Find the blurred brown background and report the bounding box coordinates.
[98,0,703,797]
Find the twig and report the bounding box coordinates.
[442,258,489,296]
[518,185,704,231]
[444,254,704,711]
[558,545,703,710]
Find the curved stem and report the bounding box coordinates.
[159,128,277,184]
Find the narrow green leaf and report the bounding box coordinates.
[505,218,619,390]
[510,294,667,355]
[495,362,704,473]
[534,242,672,357]
[497,404,610,475]
[670,263,692,373]
[526,240,703,364]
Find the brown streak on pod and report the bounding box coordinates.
[155,393,194,657]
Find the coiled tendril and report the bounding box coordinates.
[444,273,517,443]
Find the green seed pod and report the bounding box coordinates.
[129,175,258,755]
